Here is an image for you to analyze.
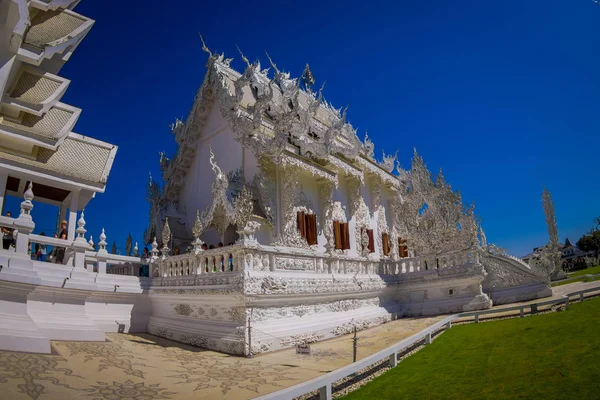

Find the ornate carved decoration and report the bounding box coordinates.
[357,156,397,187]
[379,149,398,173]
[362,131,375,158]
[391,149,480,257]
[275,257,314,271]
[354,198,371,257]
[376,205,389,256]
[198,147,236,240]
[328,155,363,183]
[347,176,362,217]
[274,165,312,248]
[280,154,337,187]
[253,157,277,227]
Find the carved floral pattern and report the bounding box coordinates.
[0,352,83,399]
[84,380,176,400]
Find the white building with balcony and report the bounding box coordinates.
[0,0,148,355]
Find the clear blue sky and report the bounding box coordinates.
[6,0,599,256]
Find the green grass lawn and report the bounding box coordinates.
[554,265,600,286]
[568,265,600,278]
[344,298,600,400]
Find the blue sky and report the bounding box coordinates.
[6,0,599,256]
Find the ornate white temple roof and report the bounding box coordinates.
[13,2,94,67]
[23,8,87,49]
[0,103,80,147]
[0,133,117,186]
[10,71,62,104]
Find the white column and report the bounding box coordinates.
[67,190,80,241]
[0,172,7,214]
[5,183,41,285]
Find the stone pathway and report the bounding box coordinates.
[0,280,597,400]
[0,316,443,400]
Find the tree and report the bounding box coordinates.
[576,216,600,252]
[577,231,600,252]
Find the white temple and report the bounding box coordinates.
[143,43,555,355]
[0,3,558,357]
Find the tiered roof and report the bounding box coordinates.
[0,0,116,190]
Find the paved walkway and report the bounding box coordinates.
[1,280,598,400]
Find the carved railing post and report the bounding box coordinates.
[13,182,35,255]
[4,182,40,284]
[96,228,108,274]
[72,210,89,270]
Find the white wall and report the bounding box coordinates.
[178,102,260,246]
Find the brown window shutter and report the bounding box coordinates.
[382,233,389,256]
[334,221,342,249]
[398,237,408,258]
[342,223,350,250]
[297,211,306,238]
[367,229,375,253]
[306,214,318,245]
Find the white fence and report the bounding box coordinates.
[0,211,145,291]
[255,286,600,400]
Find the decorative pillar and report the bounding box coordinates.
[66,211,96,289]
[150,237,159,260]
[67,190,80,242]
[14,183,34,255]
[96,228,108,274]
[5,182,40,285]
[72,210,89,269]
[150,237,159,277]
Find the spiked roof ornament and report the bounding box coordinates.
[301,63,315,90]
[198,33,212,57]
[237,45,250,67]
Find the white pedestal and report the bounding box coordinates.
[3,253,41,285]
[28,287,104,342]
[64,268,97,290]
[0,280,50,353]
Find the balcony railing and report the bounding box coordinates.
[0,186,144,291]
[155,243,475,278]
